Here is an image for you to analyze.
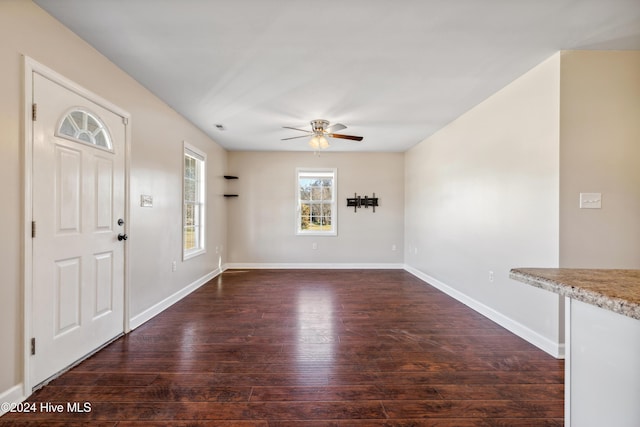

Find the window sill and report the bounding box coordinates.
[183,248,206,261]
[296,231,337,237]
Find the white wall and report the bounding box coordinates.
[227,151,404,266]
[559,51,640,269]
[404,54,563,354]
[0,0,226,400]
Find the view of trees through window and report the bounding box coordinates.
[297,169,336,234]
[299,177,332,231]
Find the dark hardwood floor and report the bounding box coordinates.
[2,269,564,426]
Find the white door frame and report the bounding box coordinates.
[22,56,131,395]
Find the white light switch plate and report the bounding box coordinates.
[580,192,602,209]
[140,194,153,207]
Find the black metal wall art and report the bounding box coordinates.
[347,193,378,212]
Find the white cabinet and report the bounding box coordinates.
[566,298,640,426]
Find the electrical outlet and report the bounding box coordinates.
[312,242,318,250]
[489,270,494,283]
[172,261,177,272]
[391,244,397,251]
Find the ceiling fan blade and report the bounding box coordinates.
[282,126,312,133]
[281,134,311,141]
[328,133,363,141]
[325,123,346,132]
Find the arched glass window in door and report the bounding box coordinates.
[57,108,113,151]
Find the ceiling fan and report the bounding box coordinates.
[282,119,363,150]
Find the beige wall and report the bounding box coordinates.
[405,54,563,351]
[227,151,404,265]
[0,0,226,397]
[559,51,640,268]
[4,0,639,406]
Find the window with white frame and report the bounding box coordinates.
[57,108,113,151]
[296,168,337,235]
[183,143,206,259]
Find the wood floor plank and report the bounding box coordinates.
[381,399,564,418]
[0,269,564,425]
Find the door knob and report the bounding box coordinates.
[117,233,128,241]
[117,218,125,226]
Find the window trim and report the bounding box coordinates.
[295,167,337,236]
[183,142,206,260]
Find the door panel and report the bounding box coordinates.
[95,157,114,230]
[54,257,81,335]
[32,72,126,387]
[56,146,81,233]
[94,251,114,317]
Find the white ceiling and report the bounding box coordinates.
[34,0,640,152]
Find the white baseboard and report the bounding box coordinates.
[0,384,26,416]
[129,267,224,330]
[224,262,405,270]
[404,265,564,359]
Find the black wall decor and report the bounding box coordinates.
[347,193,378,212]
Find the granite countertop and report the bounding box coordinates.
[510,268,640,320]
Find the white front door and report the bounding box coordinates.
[31,72,126,387]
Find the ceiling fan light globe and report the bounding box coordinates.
[308,135,329,150]
[309,135,321,149]
[318,136,330,149]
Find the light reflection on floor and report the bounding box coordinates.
[176,321,198,370]
[296,287,335,382]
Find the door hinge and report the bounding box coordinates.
[31,337,36,355]
[32,221,36,238]
[32,103,37,121]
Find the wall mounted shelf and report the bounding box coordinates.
[224,175,238,197]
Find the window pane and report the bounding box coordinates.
[191,225,200,249]
[78,132,92,143]
[87,116,99,133]
[323,186,332,200]
[300,182,311,200]
[300,203,310,229]
[184,226,195,250]
[300,188,310,200]
[185,157,195,179]
[95,131,107,147]
[299,178,312,197]
[184,179,196,202]
[300,217,308,230]
[184,203,194,226]
[71,111,84,128]
[60,117,76,137]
